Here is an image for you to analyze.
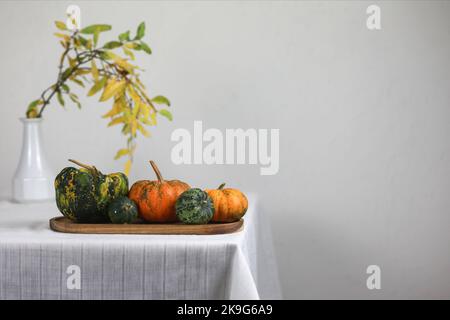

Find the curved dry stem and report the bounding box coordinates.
[149,160,164,182]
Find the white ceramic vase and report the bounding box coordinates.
[12,118,55,202]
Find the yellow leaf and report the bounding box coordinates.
[124,42,138,49]
[91,60,99,81]
[140,104,150,119]
[134,85,154,110]
[73,69,91,76]
[73,37,81,48]
[131,120,137,137]
[55,21,67,30]
[122,124,130,134]
[150,112,157,125]
[114,148,129,160]
[106,51,135,73]
[105,50,120,60]
[142,112,156,126]
[116,59,134,73]
[123,107,132,119]
[71,17,78,29]
[102,106,119,118]
[99,79,126,102]
[132,103,140,117]
[122,46,135,60]
[107,116,126,127]
[127,86,141,105]
[68,57,76,68]
[87,77,107,97]
[137,123,151,137]
[124,159,132,176]
[102,98,124,118]
[54,33,70,41]
[136,77,146,90]
[118,95,128,109]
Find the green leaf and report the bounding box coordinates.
[103,41,122,49]
[93,31,99,47]
[61,67,74,80]
[139,41,152,54]
[27,99,43,112]
[55,21,67,31]
[69,93,81,109]
[151,95,170,106]
[69,93,78,101]
[71,78,85,88]
[159,109,172,121]
[61,84,70,92]
[78,36,88,47]
[135,22,145,40]
[80,24,111,47]
[57,91,65,107]
[122,123,130,134]
[87,77,107,96]
[119,30,130,42]
[80,24,111,34]
[26,99,41,118]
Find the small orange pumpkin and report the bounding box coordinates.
[205,183,248,222]
[128,161,190,222]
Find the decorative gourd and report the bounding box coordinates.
[205,183,248,222]
[55,159,128,223]
[175,188,215,224]
[107,196,139,224]
[128,161,190,222]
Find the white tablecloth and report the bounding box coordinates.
[0,194,281,300]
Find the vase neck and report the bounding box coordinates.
[23,119,43,156]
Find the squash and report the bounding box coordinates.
[205,183,248,222]
[175,188,214,224]
[128,161,190,222]
[55,159,128,223]
[107,196,138,224]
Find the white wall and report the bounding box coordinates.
[1,1,450,299]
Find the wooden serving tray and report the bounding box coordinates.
[49,217,244,235]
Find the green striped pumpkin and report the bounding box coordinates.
[55,160,128,223]
[175,188,214,224]
[107,196,138,224]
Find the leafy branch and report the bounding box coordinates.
[26,20,172,176]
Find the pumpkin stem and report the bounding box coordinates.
[149,160,164,183]
[218,183,226,190]
[68,159,99,175]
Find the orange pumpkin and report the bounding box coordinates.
[128,161,190,222]
[205,183,248,222]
